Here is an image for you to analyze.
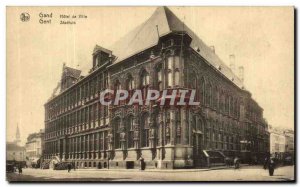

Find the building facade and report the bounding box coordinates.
[269,126,294,160]
[7,125,25,162]
[44,7,270,169]
[7,143,26,162]
[284,129,294,154]
[25,129,45,164]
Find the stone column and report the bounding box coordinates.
[149,113,156,148]
[181,107,188,145]
[91,134,94,159]
[170,109,176,145]
[133,116,140,149]
[83,135,86,159]
[157,109,163,147]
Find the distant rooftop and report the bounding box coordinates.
[6,142,25,151]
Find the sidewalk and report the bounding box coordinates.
[74,165,248,173]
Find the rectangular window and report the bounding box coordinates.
[100,132,103,150]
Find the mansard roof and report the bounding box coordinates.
[109,6,243,88]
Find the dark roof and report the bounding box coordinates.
[93,45,113,56]
[63,66,81,79]
[109,7,243,88]
[6,142,25,151]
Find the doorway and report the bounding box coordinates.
[192,115,204,168]
[126,161,134,169]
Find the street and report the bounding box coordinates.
[7,165,294,182]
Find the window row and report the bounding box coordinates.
[46,71,109,120]
[189,74,241,118]
[45,103,108,136]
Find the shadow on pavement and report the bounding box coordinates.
[7,173,130,182]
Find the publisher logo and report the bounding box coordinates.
[20,13,30,22]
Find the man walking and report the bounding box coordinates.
[67,163,71,173]
[268,157,276,176]
[18,164,22,174]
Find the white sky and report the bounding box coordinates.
[7,7,294,145]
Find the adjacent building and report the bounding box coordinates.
[25,129,45,166]
[6,125,25,162]
[44,7,270,169]
[6,143,26,162]
[269,126,294,160]
[284,129,294,154]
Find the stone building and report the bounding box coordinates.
[7,143,26,162]
[269,126,294,160]
[284,129,294,154]
[25,129,45,166]
[44,7,269,169]
[7,125,25,162]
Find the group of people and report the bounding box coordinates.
[67,162,76,172]
[225,156,277,176]
[225,156,241,169]
[63,156,277,176]
[12,164,23,174]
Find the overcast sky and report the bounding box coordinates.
[7,7,294,145]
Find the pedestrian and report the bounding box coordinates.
[67,163,71,173]
[139,156,145,171]
[268,157,275,176]
[73,161,76,171]
[263,157,269,170]
[234,156,240,169]
[225,157,231,168]
[18,164,22,174]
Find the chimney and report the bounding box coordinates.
[238,66,244,82]
[210,46,215,53]
[229,54,235,73]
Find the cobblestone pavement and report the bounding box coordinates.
[7,165,294,182]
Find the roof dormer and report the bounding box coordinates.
[92,45,114,69]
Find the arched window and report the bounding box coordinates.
[189,70,198,100]
[189,71,197,88]
[229,96,234,116]
[155,64,163,91]
[220,93,225,113]
[193,115,203,132]
[127,116,134,148]
[207,83,212,106]
[126,75,135,90]
[114,80,121,90]
[174,56,180,69]
[200,78,206,105]
[126,75,135,102]
[141,70,149,99]
[114,118,121,149]
[214,86,219,110]
[167,70,173,87]
[141,114,150,147]
[167,56,173,70]
[174,70,180,86]
[141,70,149,86]
[234,99,238,117]
[225,95,229,114]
